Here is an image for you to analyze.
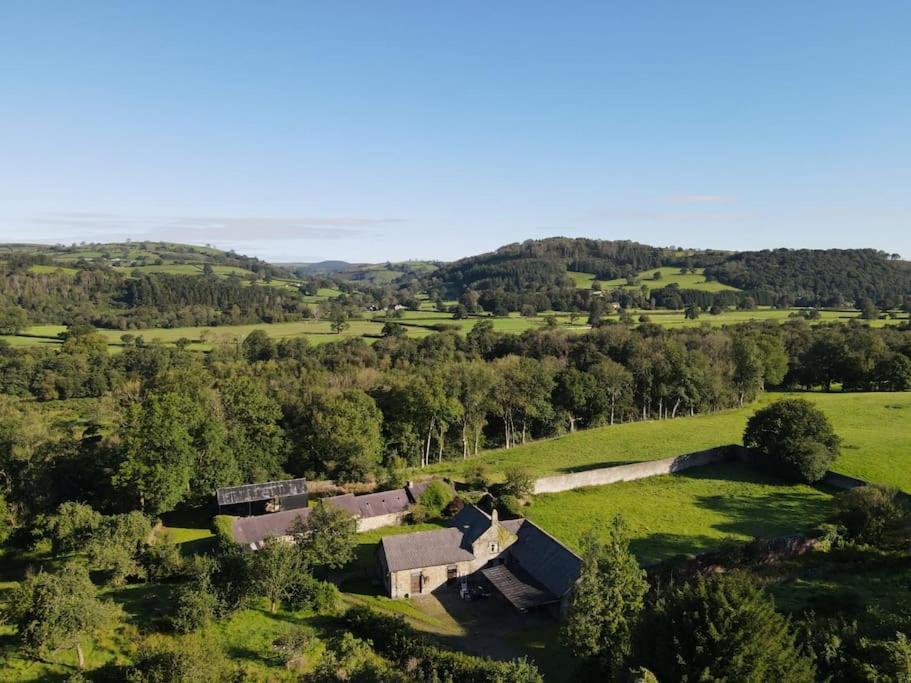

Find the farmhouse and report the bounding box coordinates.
[377,504,581,613]
[231,479,441,549]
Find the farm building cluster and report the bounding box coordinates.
[216,478,582,615]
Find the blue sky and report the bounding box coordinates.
[1,2,908,262]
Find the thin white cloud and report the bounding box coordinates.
[663,194,729,204]
[25,213,405,242]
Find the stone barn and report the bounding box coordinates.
[377,504,581,614]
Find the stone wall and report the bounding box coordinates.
[533,446,737,494]
[355,512,407,533]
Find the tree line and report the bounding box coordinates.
[1,319,909,541]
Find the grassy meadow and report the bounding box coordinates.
[523,461,836,564]
[427,391,911,491]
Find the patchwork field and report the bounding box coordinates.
[3,307,904,351]
[427,392,911,492]
[569,266,740,292]
[523,461,836,564]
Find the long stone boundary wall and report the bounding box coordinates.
[533,446,743,494]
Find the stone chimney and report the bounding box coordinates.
[490,508,498,524]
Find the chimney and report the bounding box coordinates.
[406,480,413,489]
[491,508,498,524]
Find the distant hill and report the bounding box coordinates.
[284,259,439,284]
[424,237,910,310]
[280,260,355,275]
[0,241,296,280]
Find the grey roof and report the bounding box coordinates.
[481,564,557,611]
[448,504,492,549]
[405,480,434,502]
[217,478,307,506]
[327,489,411,519]
[500,519,582,597]
[232,507,311,546]
[379,528,475,572]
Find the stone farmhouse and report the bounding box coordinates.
[377,504,581,614]
[232,480,436,549]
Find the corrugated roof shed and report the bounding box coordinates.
[500,519,582,597]
[217,478,308,506]
[232,507,311,546]
[480,564,557,611]
[379,528,474,572]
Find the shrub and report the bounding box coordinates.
[444,496,465,517]
[743,399,840,482]
[171,584,219,633]
[835,485,911,546]
[127,633,234,683]
[212,515,237,549]
[288,574,340,614]
[142,535,184,582]
[418,480,455,517]
[497,495,522,518]
[463,461,491,490]
[503,466,535,498]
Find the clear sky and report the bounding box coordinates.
[1,2,909,263]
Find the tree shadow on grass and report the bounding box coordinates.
[107,583,178,630]
[178,536,216,557]
[630,533,723,565]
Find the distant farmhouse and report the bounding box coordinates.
[216,478,309,516]
[378,504,581,614]
[231,480,437,549]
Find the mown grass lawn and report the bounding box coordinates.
[426,392,911,491]
[522,461,836,564]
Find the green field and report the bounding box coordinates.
[569,266,740,292]
[427,392,911,491]
[523,461,836,564]
[5,306,904,352]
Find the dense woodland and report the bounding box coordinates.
[2,239,910,334]
[1,319,909,531]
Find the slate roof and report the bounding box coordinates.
[500,519,582,597]
[216,478,308,506]
[378,528,475,572]
[327,490,411,518]
[448,504,492,549]
[232,507,311,546]
[480,564,557,611]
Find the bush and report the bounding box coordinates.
[497,495,522,518]
[127,633,234,683]
[418,480,455,517]
[410,502,431,524]
[743,399,840,482]
[444,496,465,517]
[142,535,184,582]
[212,515,237,550]
[503,466,535,498]
[288,574,340,614]
[171,584,219,633]
[463,461,491,490]
[835,485,911,546]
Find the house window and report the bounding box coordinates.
[489,542,498,553]
[446,565,458,583]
